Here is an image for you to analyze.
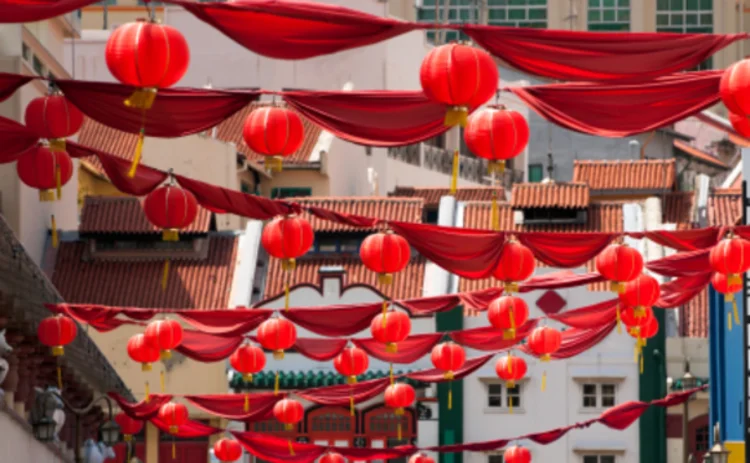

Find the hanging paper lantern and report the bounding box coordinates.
[242,106,304,172]
[143,185,199,241]
[158,402,189,435]
[370,310,411,353]
[214,438,243,462]
[261,215,314,271]
[526,326,561,362]
[334,346,370,384]
[115,412,143,442]
[492,240,535,292]
[384,382,415,415]
[720,60,750,116]
[712,271,743,329]
[144,319,183,361]
[620,306,654,328]
[359,231,411,285]
[729,111,750,138]
[419,43,498,127]
[595,244,644,293]
[256,318,297,360]
[17,145,74,202]
[321,452,346,463]
[273,398,304,430]
[504,445,532,463]
[487,295,529,340]
[409,454,435,463]
[24,93,83,151]
[709,236,750,285]
[230,343,266,382]
[628,315,659,342]
[494,354,527,388]
[430,342,466,380]
[37,315,77,357]
[618,274,660,317]
[127,333,160,372]
[465,107,529,174]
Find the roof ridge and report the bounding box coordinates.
[573,158,676,165]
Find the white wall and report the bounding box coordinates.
[0,406,71,463]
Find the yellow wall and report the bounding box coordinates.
[260,169,330,198]
[726,442,745,463]
[78,163,130,208]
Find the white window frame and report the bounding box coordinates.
[655,0,713,34]
[587,0,630,31]
[483,381,525,414]
[579,382,618,412]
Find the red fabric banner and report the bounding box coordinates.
[109,393,172,420]
[0,116,38,162]
[292,337,348,361]
[0,73,34,102]
[282,303,384,337]
[0,0,97,23]
[508,71,722,137]
[449,321,537,351]
[464,25,745,82]
[353,333,443,364]
[549,300,618,329]
[185,393,282,421]
[517,232,614,268]
[296,377,391,406]
[177,330,244,363]
[166,0,423,60]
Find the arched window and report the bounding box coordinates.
[307,406,356,447]
[251,419,295,434]
[689,414,710,463]
[363,406,416,463]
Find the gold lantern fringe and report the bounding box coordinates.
[727,294,740,327]
[728,311,733,331]
[124,88,157,111]
[162,229,180,241]
[244,394,250,412]
[616,306,622,334]
[161,350,172,361]
[172,439,176,460]
[48,138,66,152]
[503,282,519,294]
[488,160,505,175]
[444,106,468,128]
[243,373,254,382]
[346,375,357,385]
[378,273,394,285]
[728,273,742,286]
[389,363,394,384]
[56,357,63,391]
[634,306,646,318]
[56,164,62,200]
[39,189,56,202]
[51,346,64,357]
[381,302,388,328]
[610,281,625,294]
[273,350,285,361]
[281,258,296,271]
[265,156,284,173]
[142,363,152,372]
[541,371,547,392]
[51,215,58,249]
[449,150,459,194]
[385,342,398,354]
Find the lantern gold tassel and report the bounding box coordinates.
[124,88,157,110]
[509,395,513,414]
[397,422,402,441]
[730,295,740,325]
[378,273,394,285]
[55,164,62,200]
[382,303,388,328]
[144,381,150,403]
[389,363,394,385]
[616,306,622,334]
[160,370,165,393]
[128,128,145,178]
[728,274,742,286]
[488,160,506,175]
[281,258,296,271]
[265,156,283,173]
[244,394,250,412]
[51,215,58,249]
[127,442,132,463]
[284,283,290,311]
[57,363,63,391]
[274,371,280,395]
[610,281,625,294]
[172,439,176,460]
[640,351,644,374]
[541,371,547,392]
[449,150,459,194]
[161,259,170,291]
[491,193,500,231]
[49,138,66,152]
[448,382,452,410]
[162,229,179,241]
[288,440,295,456]
[444,106,468,128]
[39,189,56,201]
[350,394,355,416]
[728,311,733,331]
[504,309,516,340]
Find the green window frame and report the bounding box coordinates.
[587,0,631,31]
[656,0,713,69]
[270,187,312,199]
[528,164,544,183]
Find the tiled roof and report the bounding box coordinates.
[708,188,742,226]
[572,159,676,192]
[76,118,139,175]
[296,197,424,232]
[52,236,238,308]
[662,192,695,230]
[510,182,589,209]
[390,186,505,207]
[673,140,729,169]
[80,196,212,235]
[681,287,708,338]
[214,102,322,165]
[458,202,623,293]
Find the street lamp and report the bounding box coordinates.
[704,423,731,463]
[680,359,698,463]
[31,389,120,463]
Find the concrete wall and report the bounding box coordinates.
[0,404,72,463]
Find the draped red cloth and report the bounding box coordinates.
[548,300,618,329]
[407,354,493,382]
[0,73,34,102]
[635,228,725,251]
[519,271,604,294]
[282,91,451,146]
[177,330,244,362]
[508,71,722,137]
[296,377,391,406]
[292,337,348,361]
[518,322,617,360]
[464,25,745,82]
[646,249,711,278]
[55,80,260,137]
[166,0,422,60]
[656,274,713,309]
[353,333,443,364]
[184,393,282,421]
[0,0,98,22]
[109,393,171,420]
[449,321,537,351]
[517,232,614,268]
[178,310,272,336]
[283,303,384,336]
[151,417,222,438]
[0,117,38,162]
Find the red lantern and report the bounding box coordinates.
[37,315,77,357]
[24,93,83,151]
[256,318,297,360]
[384,382,415,415]
[370,310,411,353]
[17,145,74,202]
[115,412,143,442]
[158,402,189,435]
[504,446,532,463]
[144,319,183,361]
[409,454,435,463]
[230,343,266,382]
[620,306,654,328]
[127,334,160,372]
[618,274,660,317]
[359,231,411,285]
[334,346,369,384]
[526,326,561,362]
[273,398,304,430]
[465,107,529,174]
[242,106,304,172]
[487,295,529,340]
[214,438,243,462]
[712,272,742,329]
[492,240,535,292]
[730,111,750,138]
[628,315,659,341]
[419,43,498,127]
[430,342,466,380]
[709,236,750,285]
[720,60,750,116]
[321,452,346,463]
[595,244,644,293]
[143,185,199,241]
[494,354,527,388]
[261,215,314,271]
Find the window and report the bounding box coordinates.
[488,384,503,407]
[487,383,522,409]
[339,239,360,253]
[695,424,709,452]
[583,456,615,463]
[528,164,544,182]
[369,412,409,434]
[656,0,713,69]
[32,55,45,76]
[488,455,505,463]
[21,42,30,62]
[252,419,288,433]
[313,236,364,253]
[582,383,617,409]
[311,412,352,432]
[588,0,630,31]
[270,187,312,199]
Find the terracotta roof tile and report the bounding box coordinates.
[662,192,695,230]
[390,187,505,207]
[296,197,424,232]
[681,287,708,338]
[264,256,426,301]
[730,174,742,189]
[510,182,590,209]
[708,189,742,226]
[80,196,212,235]
[214,102,322,165]
[76,118,138,175]
[52,236,238,308]
[673,140,729,169]
[572,159,676,192]
[458,202,623,293]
